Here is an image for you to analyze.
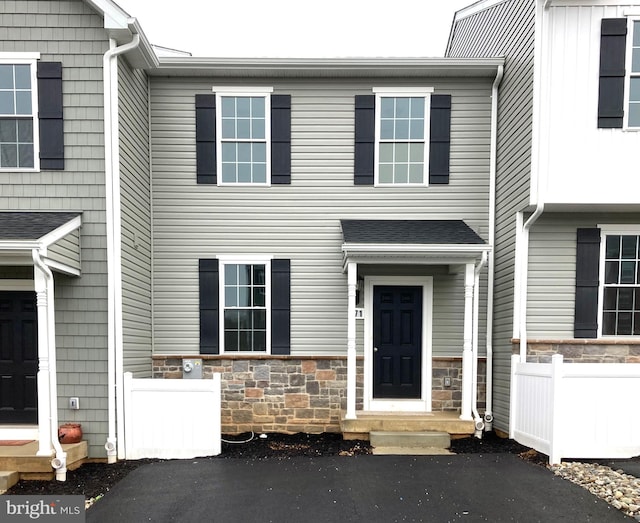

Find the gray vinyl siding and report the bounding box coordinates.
[118,60,152,377]
[47,230,81,273]
[447,0,535,433]
[0,0,109,457]
[151,77,493,357]
[527,213,640,339]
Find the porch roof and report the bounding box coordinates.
[340,219,489,269]
[0,212,82,276]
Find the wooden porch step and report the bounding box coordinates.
[0,441,88,481]
[340,411,475,440]
[0,471,19,492]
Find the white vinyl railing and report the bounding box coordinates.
[510,354,640,464]
[123,372,221,459]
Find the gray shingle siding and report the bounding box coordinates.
[447,0,536,433]
[0,0,110,457]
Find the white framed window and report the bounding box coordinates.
[626,19,640,128]
[219,256,272,353]
[373,87,433,186]
[599,227,640,336]
[214,87,273,185]
[0,54,39,170]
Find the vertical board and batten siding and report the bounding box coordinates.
[151,78,493,357]
[447,0,536,432]
[527,213,640,338]
[542,4,640,205]
[118,60,153,377]
[0,0,110,457]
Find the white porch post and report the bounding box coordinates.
[34,266,52,456]
[345,262,357,419]
[460,262,475,421]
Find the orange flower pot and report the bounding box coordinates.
[58,423,83,444]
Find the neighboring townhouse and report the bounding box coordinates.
[0,0,504,473]
[0,0,154,472]
[148,56,502,439]
[448,0,640,456]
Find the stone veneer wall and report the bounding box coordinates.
[152,356,487,434]
[515,340,640,363]
[432,358,486,412]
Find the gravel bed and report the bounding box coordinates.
[551,461,640,521]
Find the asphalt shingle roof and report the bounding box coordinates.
[0,212,81,240]
[340,220,485,245]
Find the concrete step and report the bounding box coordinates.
[0,471,19,493]
[370,431,451,450]
[372,446,454,456]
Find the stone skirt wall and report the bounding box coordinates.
[514,340,640,363]
[152,355,487,435]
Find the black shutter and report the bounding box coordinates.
[271,94,291,184]
[271,259,291,355]
[37,62,64,170]
[199,259,219,354]
[429,94,451,184]
[574,228,601,338]
[354,95,375,185]
[196,94,216,184]
[598,19,627,129]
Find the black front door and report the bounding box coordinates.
[373,285,422,399]
[0,291,38,423]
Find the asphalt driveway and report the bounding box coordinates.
[87,454,631,522]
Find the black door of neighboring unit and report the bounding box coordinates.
[373,286,422,399]
[0,291,38,423]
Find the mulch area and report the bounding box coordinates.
[5,431,546,500]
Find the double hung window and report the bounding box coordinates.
[221,259,270,352]
[374,88,432,186]
[601,232,640,335]
[0,58,37,169]
[215,88,272,185]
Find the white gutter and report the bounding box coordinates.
[472,252,488,436]
[484,64,503,428]
[103,31,141,464]
[32,249,67,481]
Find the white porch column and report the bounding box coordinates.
[345,262,357,419]
[460,262,475,421]
[34,266,53,456]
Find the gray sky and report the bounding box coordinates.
[115,0,472,58]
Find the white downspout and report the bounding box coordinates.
[32,250,67,481]
[484,64,503,430]
[103,32,141,464]
[472,251,488,437]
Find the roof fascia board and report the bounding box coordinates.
[342,243,490,253]
[454,0,510,23]
[0,241,40,250]
[84,0,130,29]
[38,215,82,248]
[153,57,504,78]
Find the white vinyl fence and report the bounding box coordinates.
[510,354,640,464]
[123,372,221,459]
